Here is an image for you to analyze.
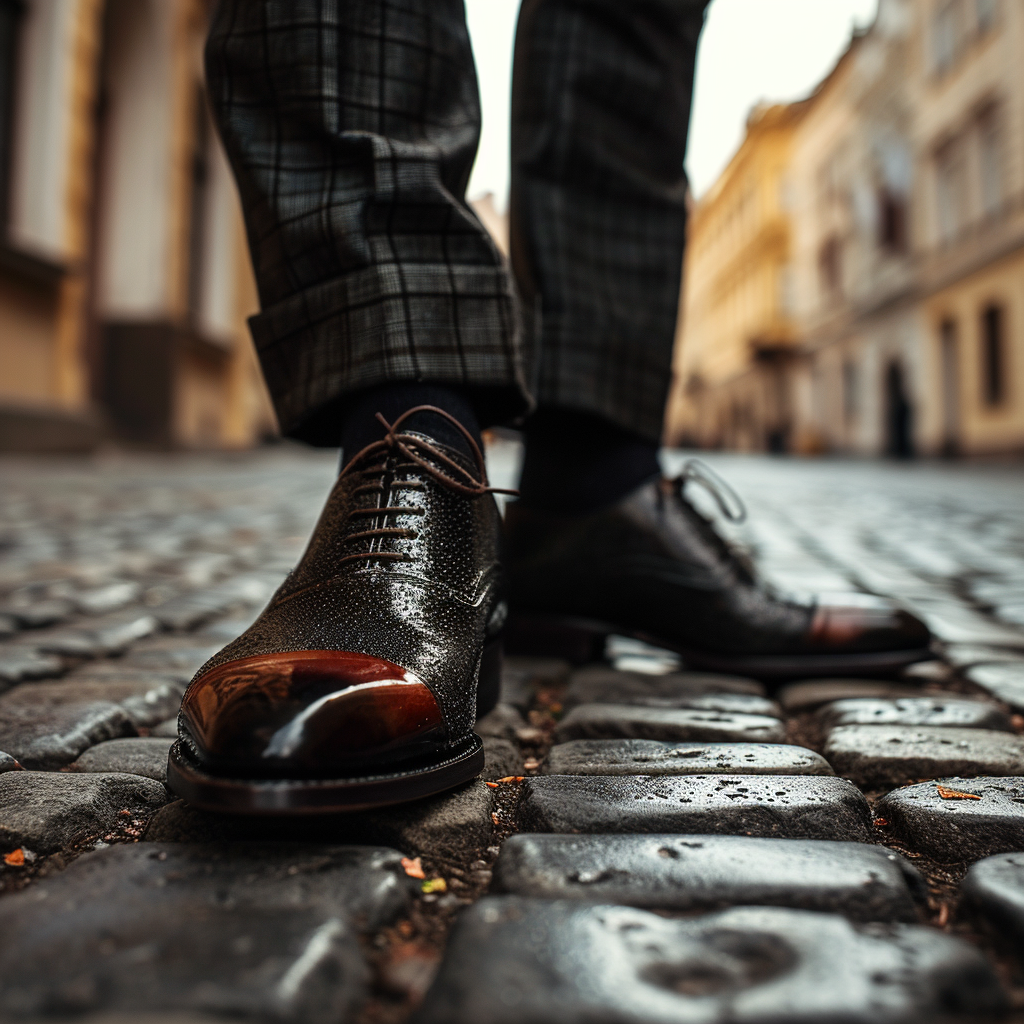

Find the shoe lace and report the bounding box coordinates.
[667,459,754,581]
[335,405,518,568]
[675,458,747,523]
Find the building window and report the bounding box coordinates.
[0,0,24,230]
[981,304,1006,406]
[933,0,963,74]
[818,235,843,301]
[976,0,997,33]
[978,109,1003,218]
[777,263,794,316]
[935,139,966,243]
[878,189,908,252]
[940,318,960,453]
[842,359,859,424]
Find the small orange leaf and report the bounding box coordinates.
[491,812,501,826]
[401,856,426,879]
[936,784,981,800]
[496,776,525,784]
[485,781,499,788]
[4,849,25,866]
[873,818,889,827]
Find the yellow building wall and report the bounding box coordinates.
[924,250,1024,454]
[0,276,59,405]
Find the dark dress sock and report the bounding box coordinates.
[517,408,661,514]
[340,384,483,466]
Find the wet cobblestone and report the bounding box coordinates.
[1,449,1024,1022]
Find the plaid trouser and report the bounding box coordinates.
[206,0,707,445]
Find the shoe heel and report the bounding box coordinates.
[505,613,608,665]
[476,635,503,720]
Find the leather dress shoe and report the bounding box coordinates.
[167,407,510,813]
[505,461,932,680]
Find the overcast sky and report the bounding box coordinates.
[465,0,879,207]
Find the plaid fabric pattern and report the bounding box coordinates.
[207,0,706,445]
[511,0,708,442]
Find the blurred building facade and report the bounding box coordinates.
[669,0,1024,458]
[672,101,806,451]
[0,0,274,452]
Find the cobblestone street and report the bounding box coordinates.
[2,446,1024,1022]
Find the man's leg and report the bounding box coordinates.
[168,1,522,813]
[205,0,531,450]
[510,0,707,512]
[504,0,933,678]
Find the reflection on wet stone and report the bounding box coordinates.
[412,899,1005,1024]
[0,843,414,1021]
[554,704,786,744]
[825,726,1024,788]
[517,775,873,841]
[0,771,168,854]
[877,777,1024,862]
[816,697,1011,733]
[493,834,924,920]
[544,739,833,776]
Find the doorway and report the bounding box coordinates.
[940,319,959,456]
[885,360,914,458]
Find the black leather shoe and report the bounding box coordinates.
[505,463,932,680]
[167,408,509,814]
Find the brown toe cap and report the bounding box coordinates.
[178,650,447,778]
[808,595,931,654]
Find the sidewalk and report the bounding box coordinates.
[1,448,1023,1023]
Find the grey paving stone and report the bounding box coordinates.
[817,697,1011,733]
[0,842,413,1021]
[123,638,223,675]
[0,676,185,768]
[0,646,63,685]
[824,726,1024,788]
[32,613,158,658]
[412,899,1005,1024]
[544,740,833,777]
[152,593,233,632]
[517,775,873,841]
[74,581,142,616]
[493,834,925,921]
[960,852,1024,955]
[481,737,523,781]
[2,597,74,628]
[877,777,1024,862]
[778,680,924,714]
[147,781,497,872]
[944,644,1024,670]
[500,657,571,711]
[0,771,168,854]
[150,718,179,738]
[566,666,765,706]
[564,672,779,716]
[0,614,18,639]
[475,703,528,742]
[554,704,786,744]
[68,737,175,783]
[965,663,1024,711]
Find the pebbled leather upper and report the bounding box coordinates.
[188,434,504,742]
[506,477,930,658]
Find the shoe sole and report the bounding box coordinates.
[506,613,932,681]
[167,733,485,814]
